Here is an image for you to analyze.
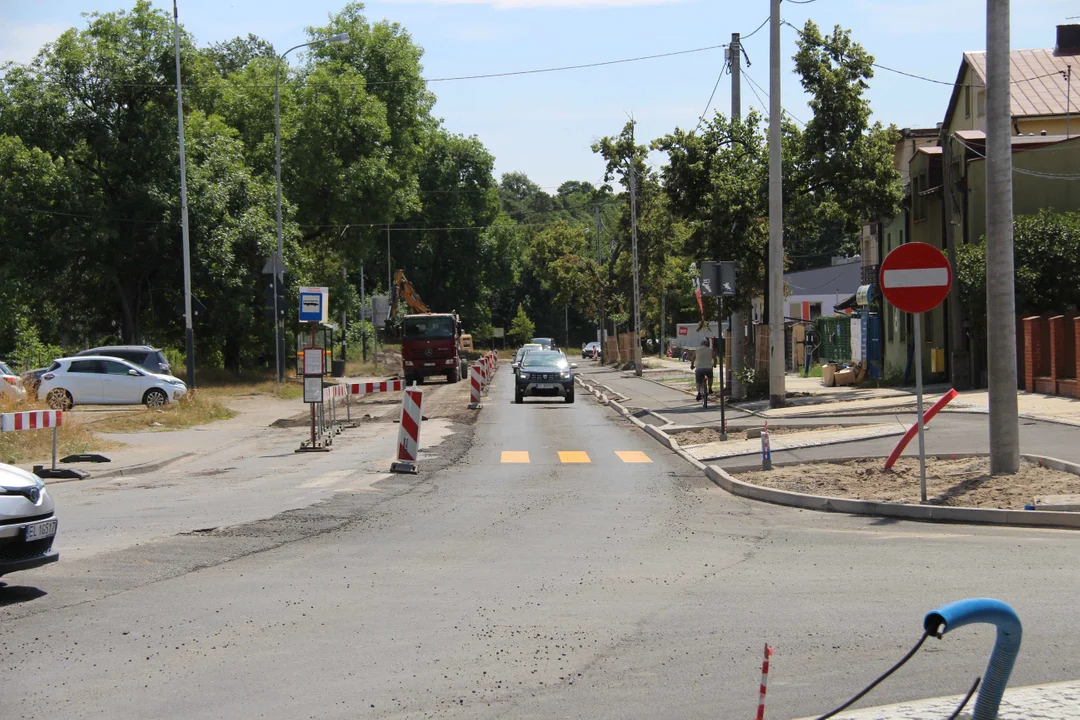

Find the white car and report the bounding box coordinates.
[36,356,188,409]
[0,361,28,403]
[0,462,58,576]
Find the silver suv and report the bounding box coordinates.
[76,345,170,375]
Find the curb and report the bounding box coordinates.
[78,451,196,481]
[587,381,1080,530]
[707,454,1080,531]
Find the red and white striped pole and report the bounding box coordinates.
[390,385,423,474]
[755,644,773,720]
[468,363,483,409]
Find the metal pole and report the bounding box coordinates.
[595,205,603,350]
[51,426,58,471]
[914,312,927,501]
[719,296,727,440]
[360,262,367,362]
[629,158,642,377]
[565,305,569,351]
[173,1,195,390]
[768,0,785,408]
[943,132,968,389]
[387,225,392,301]
[660,290,665,359]
[986,0,1020,474]
[730,30,745,400]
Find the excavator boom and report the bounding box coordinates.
[389,269,428,318]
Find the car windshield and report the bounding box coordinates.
[0,361,13,375]
[403,316,454,340]
[522,352,568,370]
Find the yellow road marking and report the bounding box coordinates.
[501,451,531,463]
[615,451,652,463]
[558,451,591,464]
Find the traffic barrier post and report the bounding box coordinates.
[390,385,424,474]
[468,364,483,409]
[755,644,773,720]
[761,422,772,471]
[0,410,86,479]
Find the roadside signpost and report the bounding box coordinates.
[297,287,330,453]
[699,261,736,438]
[879,242,953,500]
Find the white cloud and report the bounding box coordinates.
[0,23,67,66]
[377,0,689,8]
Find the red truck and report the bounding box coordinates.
[401,313,464,385]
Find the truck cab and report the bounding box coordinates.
[401,313,462,385]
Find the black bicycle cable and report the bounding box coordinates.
[945,676,981,720]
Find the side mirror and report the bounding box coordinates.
[128,369,140,376]
[571,363,579,369]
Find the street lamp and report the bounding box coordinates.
[273,31,350,382]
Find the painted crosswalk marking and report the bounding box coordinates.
[558,451,591,464]
[615,451,652,463]
[501,451,531,463]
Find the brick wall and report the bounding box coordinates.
[1023,316,1043,392]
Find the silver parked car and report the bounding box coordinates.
[0,462,59,577]
[37,356,188,409]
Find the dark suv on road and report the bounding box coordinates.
[76,345,171,375]
[515,351,576,404]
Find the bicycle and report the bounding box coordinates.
[695,370,709,409]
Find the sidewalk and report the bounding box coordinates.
[791,679,1080,720]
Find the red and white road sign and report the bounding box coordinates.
[879,242,952,314]
[0,410,63,432]
[396,387,423,463]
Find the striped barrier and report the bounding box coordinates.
[347,379,405,396]
[0,410,62,432]
[468,364,483,409]
[390,386,423,474]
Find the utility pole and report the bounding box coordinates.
[595,205,604,350]
[387,225,392,299]
[768,0,785,408]
[341,264,348,366]
[360,262,367,362]
[629,157,642,377]
[942,134,968,390]
[986,0,1019,474]
[172,0,195,390]
[729,31,745,399]
[660,290,666,359]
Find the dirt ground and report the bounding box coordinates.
[673,425,846,446]
[736,456,1080,509]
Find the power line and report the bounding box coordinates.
[696,61,730,130]
[742,15,772,41]
[743,70,806,125]
[784,0,819,4]
[19,42,728,91]
[951,133,1080,180]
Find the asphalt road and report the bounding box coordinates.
[2,369,1079,719]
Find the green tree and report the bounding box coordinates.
[508,304,535,345]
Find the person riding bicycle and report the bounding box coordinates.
[689,338,716,400]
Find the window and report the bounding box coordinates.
[977,90,986,117]
[899,229,904,243]
[925,308,934,342]
[103,360,135,375]
[402,316,454,339]
[886,232,891,251]
[913,173,928,222]
[809,302,822,319]
[68,359,103,374]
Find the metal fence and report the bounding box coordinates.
[813,316,852,364]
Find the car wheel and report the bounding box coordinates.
[143,388,168,408]
[46,388,73,410]
[447,367,460,384]
[566,390,575,404]
[514,389,524,404]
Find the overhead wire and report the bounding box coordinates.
[743,70,806,126]
[695,61,730,130]
[950,133,1080,180]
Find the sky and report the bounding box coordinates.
[1,0,1075,189]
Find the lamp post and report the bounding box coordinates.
[273,31,350,382]
[172,0,195,390]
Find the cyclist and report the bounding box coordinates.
[689,338,716,400]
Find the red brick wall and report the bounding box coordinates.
[1050,316,1066,383]
[1024,316,1044,392]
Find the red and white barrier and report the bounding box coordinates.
[0,410,62,432]
[755,644,773,720]
[468,364,483,409]
[390,386,423,474]
[347,379,405,396]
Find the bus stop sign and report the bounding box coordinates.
[879,243,952,314]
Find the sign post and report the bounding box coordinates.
[879,242,952,501]
[297,287,331,453]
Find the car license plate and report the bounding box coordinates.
[535,383,555,390]
[24,519,57,542]
[424,363,435,367]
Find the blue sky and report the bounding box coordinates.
[2,0,1074,188]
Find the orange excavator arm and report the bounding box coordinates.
[389,269,428,319]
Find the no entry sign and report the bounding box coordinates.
[879,243,952,314]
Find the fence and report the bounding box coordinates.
[813,316,853,364]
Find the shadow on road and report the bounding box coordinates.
[0,583,48,606]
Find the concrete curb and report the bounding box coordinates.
[708,455,1080,530]
[49,451,197,483]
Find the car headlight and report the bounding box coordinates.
[519,373,529,380]
[561,372,571,378]
[167,378,185,386]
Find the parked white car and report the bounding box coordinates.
[0,462,58,576]
[0,361,27,403]
[36,356,188,409]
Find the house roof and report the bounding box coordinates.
[946,48,1075,124]
[784,260,863,298]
